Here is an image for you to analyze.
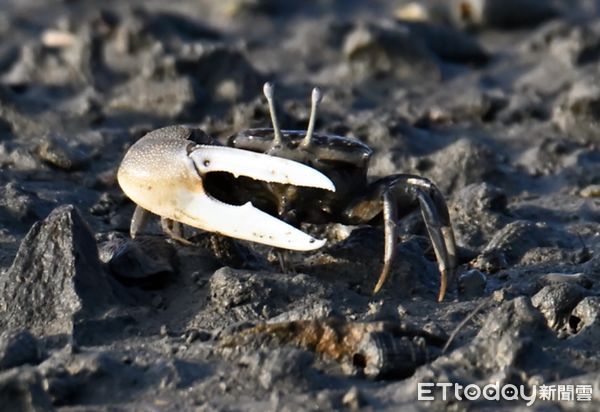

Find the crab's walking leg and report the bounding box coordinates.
[160,218,193,245]
[130,204,191,244]
[372,191,399,294]
[344,175,457,301]
[411,178,457,302]
[130,205,150,239]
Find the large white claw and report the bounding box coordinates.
[189,145,335,191]
[117,134,334,251]
[176,192,326,251]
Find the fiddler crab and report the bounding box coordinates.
[117,83,457,301]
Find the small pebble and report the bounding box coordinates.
[151,295,164,308]
[395,2,430,22]
[580,184,600,198]
[35,135,89,171]
[458,269,487,298]
[538,272,592,289]
[342,387,364,410]
[41,29,77,48]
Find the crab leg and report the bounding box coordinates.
[344,175,457,301]
[130,205,150,239]
[412,180,457,302]
[373,191,398,293]
[118,130,335,251]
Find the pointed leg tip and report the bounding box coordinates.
[437,269,448,302]
[372,266,390,295]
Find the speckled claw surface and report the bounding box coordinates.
[117,126,335,251]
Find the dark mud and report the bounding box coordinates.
[0,0,599,410]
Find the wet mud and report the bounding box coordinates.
[0,0,599,410]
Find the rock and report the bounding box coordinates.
[342,22,441,83]
[0,205,115,337]
[189,232,267,270]
[455,183,506,214]
[38,349,207,406]
[131,9,221,44]
[267,300,335,323]
[471,248,508,273]
[580,184,600,198]
[553,76,600,143]
[35,134,91,171]
[523,19,600,68]
[567,297,600,348]
[99,235,177,289]
[470,297,550,369]
[205,267,333,324]
[538,272,593,289]
[531,283,587,331]
[371,297,560,406]
[410,86,507,126]
[209,267,273,311]
[238,348,314,391]
[108,75,198,119]
[2,146,43,172]
[423,138,499,194]
[458,269,487,298]
[0,183,55,228]
[402,21,488,65]
[448,0,558,30]
[420,297,551,382]
[342,386,365,410]
[2,23,104,87]
[450,183,508,250]
[173,45,264,104]
[514,136,579,177]
[482,221,577,266]
[221,0,279,17]
[0,367,53,412]
[0,330,44,371]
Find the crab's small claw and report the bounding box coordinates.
[117,130,335,251]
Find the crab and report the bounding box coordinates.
[117,83,457,301]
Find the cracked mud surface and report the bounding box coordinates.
[0,0,599,410]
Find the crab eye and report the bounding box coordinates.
[203,159,211,167]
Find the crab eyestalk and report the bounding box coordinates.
[301,87,322,148]
[263,82,283,149]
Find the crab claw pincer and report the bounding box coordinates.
[117,128,335,251]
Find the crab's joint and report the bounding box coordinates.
[117,127,335,252]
